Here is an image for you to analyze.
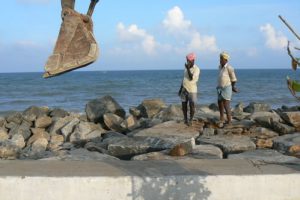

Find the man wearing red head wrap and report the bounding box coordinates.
[178,53,200,126]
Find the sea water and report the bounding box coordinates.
[0,69,299,115]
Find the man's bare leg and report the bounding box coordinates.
[218,100,225,122]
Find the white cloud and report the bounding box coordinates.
[162,6,219,54]
[163,6,191,33]
[116,23,157,55]
[260,23,288,50]
[17,0,50,4]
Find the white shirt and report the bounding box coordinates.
[183,64,200,93]
[218,63,237,88]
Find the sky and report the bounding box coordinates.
[0,0,300,72]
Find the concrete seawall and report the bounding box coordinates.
[0,159,299,200]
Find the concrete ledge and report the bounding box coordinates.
[0,159,300,200]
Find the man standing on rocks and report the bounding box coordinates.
[178,53,200,126]
[217,52,238,125]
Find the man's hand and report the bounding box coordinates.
[232,86,239,93]
[232,82,238,93]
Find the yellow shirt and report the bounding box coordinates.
[218,63,237,88]
[183,64,200,93]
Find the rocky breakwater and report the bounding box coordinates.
[0,96,300,165]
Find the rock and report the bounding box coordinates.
[49,108,69,118]
[255,139,273,148]
[60,118,80,141]
[208,103,219,112]
[201,128,215,137]
[23,106,49,121]
[244,102,271,113]
[0,141,20,159]
[69,121,102,143]
[129,107,141,118]
[84,142,108,154]
[196,135,256,155]
[139,118,163,129]
[31,138,48,153]
[249,111,281,121]
[280,105,300,112]
[0,117,6,127]
[8,120,32,140]
[130,121,199,140]
[103,113,125,132]
[6,112,22,124]
[85,95,126,123]
[101,131,126,140]
[189,145,223,159]
[132,144,223,161]
[107,136,186,159]
[169,138,195,156]
[10,134,26,149]
[272,121,295,135]
[233,102,244,114]
[85,129,105,141]
[156,104,183,122]
[41,148,119,161]
[273,133,300,157]
[281,112,300,128]
[137,99,166,118]
[131,150,172,161]
[35,116,52,128]
[27,128,50,146]
[106,137,151,158]
[228,149,300,164]
[120,115,139,131]
[250,127,279,139]
[47,116,74,135]
[5,121,18,130]
[0,128,8,141]
[48,134,64,151]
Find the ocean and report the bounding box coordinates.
[0,69,299,115]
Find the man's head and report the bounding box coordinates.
[220,51,230,66]
[186,53,196,66]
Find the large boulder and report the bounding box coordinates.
[22,106,49,121]
[49,108,69,118]
[103,113,125,133]
[169,138,195,156]
[8,120,32,140]
[0,141,20,159]
[11,134,26,149]
[137,99,166,118]
[85,96,126,123]
[273,133,300,157]
[281,112,300,128]
[130,121,199,140]
[196,135,256,155]
[6,112,23,125]
[272,121,295,135]
[69,121,103,143]
[156,104,183,122]
[60,118,80,141]
[244,102,271,113]
[47,116,74,135]
[0,127,8,141]
[40,148,119,161]
[35,116,52,128]
[228,149,300,164]
[0,117,6,127]
[27,128,50,146]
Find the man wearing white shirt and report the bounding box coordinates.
[178,53,200,126]
[217,52,238,124]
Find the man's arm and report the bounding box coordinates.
[185,63,193,80]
